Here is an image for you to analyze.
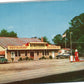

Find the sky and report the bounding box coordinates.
[0,0,84,43]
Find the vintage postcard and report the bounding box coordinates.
[0,0,84,84]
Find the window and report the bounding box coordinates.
[11,51,15,58]
[25,51,27,56]
[46,51,49,55]
[42,51,49,56]
[37,52,39,56]
[15,51,17,56]
[18,51,20,56]
[42,51,44,55]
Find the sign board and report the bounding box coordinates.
[47,45,61,49]
[8,46,28,50]
[8,45,61,50]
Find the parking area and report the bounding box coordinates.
[0,57,84,83]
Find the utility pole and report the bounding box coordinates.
[65,37,66,48]
[70,32,72,55]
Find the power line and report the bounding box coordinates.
[72,42,84,43]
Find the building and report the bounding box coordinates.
[0,37,61,62]
[58,48,71,54]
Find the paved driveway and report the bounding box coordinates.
[0,58,84,84]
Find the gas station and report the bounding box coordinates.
[70,49,84,62]
[63,32,84,62]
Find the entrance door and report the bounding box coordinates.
[11,51,15,60]
[30,52,34,59]
[52,51,55,58]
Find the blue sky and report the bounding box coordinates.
[0,0,84,43]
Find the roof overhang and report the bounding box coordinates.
[30,42,47,44]
[0,51,5,55]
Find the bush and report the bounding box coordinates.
[29,58,33,60]
[56,55,69,59]
[18,57,22,61]
[26,57,29,60]
[39,58,42,60]
[49,56,52,59]
[11,58,14,62]
[42,56,46,59]
[0,58,8,63]
[22,57,30,61]
[39,56,46,60]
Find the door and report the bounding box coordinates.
[52,51,55,58]
[11,51,15,60]
[30,52,34,59]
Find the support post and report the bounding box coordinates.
[70,32,72,55]
[65,37,66,48]
[5,48,7,59]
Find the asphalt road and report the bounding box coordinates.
[0,58,84,84]
[7,70,84,84]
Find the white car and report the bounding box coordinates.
[56,53,71,59]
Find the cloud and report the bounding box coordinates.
[0,0,68,3]
[51,34,56,39]
[7,26,14,29]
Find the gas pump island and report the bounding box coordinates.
[70,49,84,62]
[75,49,79,61]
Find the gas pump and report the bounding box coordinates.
[75,49,79,61]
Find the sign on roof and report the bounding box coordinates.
[8,44,61,50]
[8,46,28,50]
[47,45,61,49]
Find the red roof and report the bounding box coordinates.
[62,48,71,51]
[0,37,41,48]
[0,51,5,55]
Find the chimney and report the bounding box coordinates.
[41,37,43,42]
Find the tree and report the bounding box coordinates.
[0,29,9,37]
[52,34,63,46]
[43,36,51,44]
[52,13,84,56]
[62,13,84,49]
[39,36,51,44]
[9,31,17,37]
[77,35,84,56]
[0,29,17,37]
[70,13,84,28]
[62,13,84,56]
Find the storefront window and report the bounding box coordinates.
[42,51,44,56]
[42,51,49,56]
[37,52,39,56]
[46,51,49,55]
[25,51,27,56]
[18,51,20,56]
[15,51,17,56]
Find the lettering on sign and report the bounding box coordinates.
[47,46,60,49]
[8,46,28,50]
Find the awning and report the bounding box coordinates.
[0,51,5,55]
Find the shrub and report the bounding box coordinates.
[0,58,8,63]
[39,58,42,60]
[49,55,52,59]
[56,55,68,59]
[4,59,8,63]
[11,58,14,62]
[18,57,22,61]
[29,58,33,60]
[39,56,46,60]
[25,57,29,60]
[42,56,46,59]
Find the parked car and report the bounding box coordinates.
[0,56,8,63]
[56,48,71,59]
[56,51,71,59]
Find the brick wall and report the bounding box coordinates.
[7,50,59,62]
[7,51,11,61]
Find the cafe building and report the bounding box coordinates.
[0,37,61,62]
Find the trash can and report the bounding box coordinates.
[70,55,74,62]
